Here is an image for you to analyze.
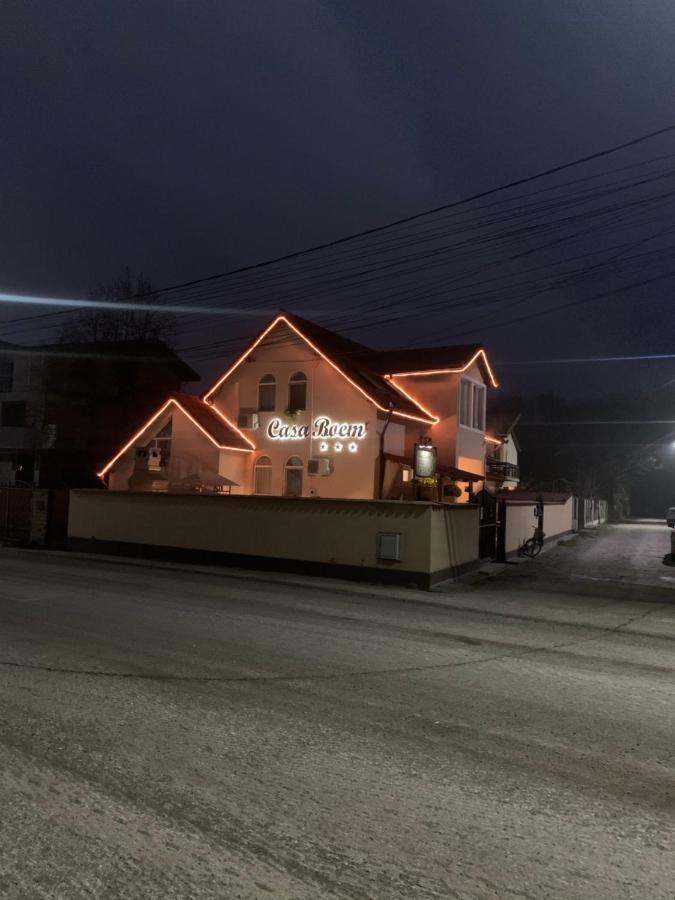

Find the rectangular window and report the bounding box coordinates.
[0,361,13,392]
[1,401,26,427]
[258,382,276,412]
[459,379,485,432]
[472,383,486,430]
[288,381,306,411]
[254,463,273,494]
[148,420,172,466]
[459,380,472,427]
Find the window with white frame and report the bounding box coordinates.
[147,419,172,466]
[459,379,486,431]
[459,380,471,427]
[472,383,486,430]
[253,455,273,494]
[258,375,276,412]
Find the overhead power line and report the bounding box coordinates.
[4,121,675,337]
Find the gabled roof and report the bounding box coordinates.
[36,338,200,382]
[97,392,254,478]
[365,343,498,387]
[202,313,439,424]
[174,393,254,451]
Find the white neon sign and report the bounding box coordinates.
[267,415,368,441]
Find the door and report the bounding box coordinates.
[475,489,498,559]
[284,457,303,497]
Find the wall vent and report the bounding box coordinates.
[377,532,401,561]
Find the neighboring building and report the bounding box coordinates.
[0,339,199,487]
[101,314,498,501]
[485,413,521,491]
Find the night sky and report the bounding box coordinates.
[2,1,675,397]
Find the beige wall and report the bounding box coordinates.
[210,325,381,499]
[504,498,574,554]
[397,363,488,479]
[68,491,480,586]
[109,405,226,492]
[399,372,458,464]
[429,505,480,575]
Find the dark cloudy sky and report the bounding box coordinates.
[2,0,675,395]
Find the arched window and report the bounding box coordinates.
[288,371,307,411]
[258,374,276,412]
[284,456,303,497]
[253,456,273,494]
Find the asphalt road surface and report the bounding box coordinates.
[1,522,674,899]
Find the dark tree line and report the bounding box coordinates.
[492,387,675,519]
[59,267,175,345]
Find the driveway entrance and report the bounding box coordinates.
[489,520,675,598]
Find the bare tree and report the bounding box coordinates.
[59,267,175,344]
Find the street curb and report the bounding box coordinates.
[0,545,464,609]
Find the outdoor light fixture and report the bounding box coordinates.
[413,440,437,478]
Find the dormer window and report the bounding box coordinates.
[258,374,276,412]
[147,419,172,466]
[288,371,307,411]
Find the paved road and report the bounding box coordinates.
[487,519,674,598]
[1,524,674,899]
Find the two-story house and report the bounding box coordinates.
[101,314,498,500]
[0,339,198,487]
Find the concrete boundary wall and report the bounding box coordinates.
[68,491,480,589]
[504,497,575,555]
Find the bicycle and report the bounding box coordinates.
[520,525,545,558]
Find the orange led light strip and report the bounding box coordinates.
[205,403,257,449]
[97,397,254,478]
[385,376,440,423]
[386,349,499,388]
[485,435,502,446]
[202,315,437,425]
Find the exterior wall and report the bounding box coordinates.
[109,405,224,491]
[209,326,381,499]
[2,345,192,489]
[0,351,46,483]
[395,362,488,478]
[429,505,480,577]
[397,372,459,465]
[504,498,574,555]
[455,360,487,477]
[68,491,480,588]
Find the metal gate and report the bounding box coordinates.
[475,489,498,560]
[0,486,32,543]
[0,487,69,546]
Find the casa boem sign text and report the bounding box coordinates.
[267,415,368,441]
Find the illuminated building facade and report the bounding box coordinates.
[101,314,499,500]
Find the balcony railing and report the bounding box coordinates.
[486,457,520,481]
